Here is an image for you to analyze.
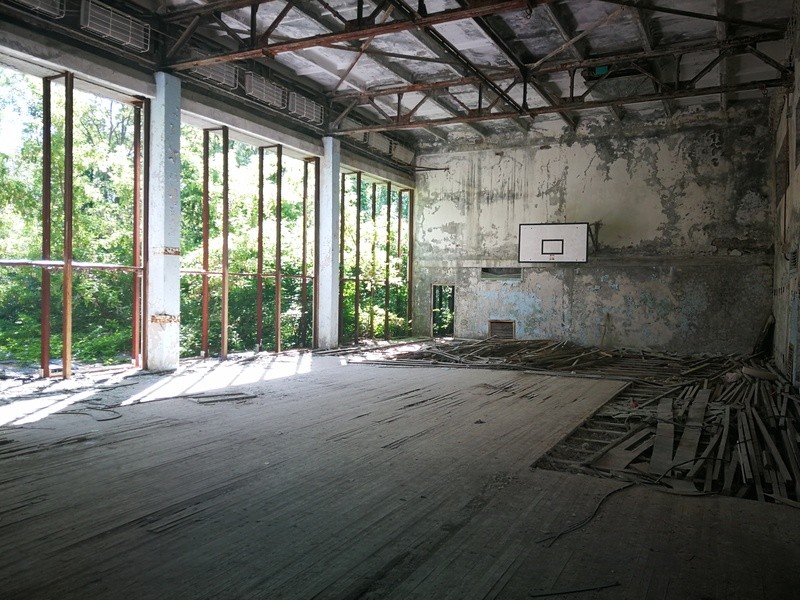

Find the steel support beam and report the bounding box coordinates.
[333,77,789,133]
[167,0,531,69]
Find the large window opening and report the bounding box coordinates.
[179,126,316,358]
[0,64,144,377]
[338,173,412,344]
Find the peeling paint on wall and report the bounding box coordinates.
[413,106,774,354]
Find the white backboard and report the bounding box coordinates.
[518,223,589,263]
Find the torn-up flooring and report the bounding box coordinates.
[1,351,799,599]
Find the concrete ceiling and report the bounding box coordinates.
[0,0,794,151]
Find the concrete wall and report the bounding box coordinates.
[413,112,774,354]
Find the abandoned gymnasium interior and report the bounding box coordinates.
[1,0,800,597]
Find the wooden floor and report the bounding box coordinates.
[1,355,799,599]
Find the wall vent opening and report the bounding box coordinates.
[790,250,798,271]
[481,267,522,280]
[488,320,515,339]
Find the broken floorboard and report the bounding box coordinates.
[1,358,799,598]
[0,360,625,599]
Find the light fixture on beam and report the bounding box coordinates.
[80,0,150,53]
[244,72,288,109]
[10,0,64,18]
[287,92,324,126]
[191,62,238,89]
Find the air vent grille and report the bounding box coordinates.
[11,0,64,18]
[244,72,288,109]
[287,92,324,125]
[367,132,392,154]
[191,62,238,89]
[488,320,515,339]
[390,141,414,164]
[80,0,150,52]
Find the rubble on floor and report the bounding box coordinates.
[354,338,800,507]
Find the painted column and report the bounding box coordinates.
[146,72,181,370]
[316,136,341,348]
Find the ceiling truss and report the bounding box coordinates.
[0,0,792,156]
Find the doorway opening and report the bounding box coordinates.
[432,285,455,337]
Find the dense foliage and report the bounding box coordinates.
[0,66,410,368]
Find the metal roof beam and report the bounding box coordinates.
[541,3,620,122]
[331,77,789,133]
[167,0,533,69]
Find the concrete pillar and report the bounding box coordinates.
[146,72,181,370]
[316,136,341,348]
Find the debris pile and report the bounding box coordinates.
[368,338,739,382]
[355,338,800,506]
[541,370,800,506]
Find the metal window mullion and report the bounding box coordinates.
[132,102,142,367]
[201,129,210,357]
[300,158,309,347]
[370,182,377,339]
[407,189,414,327]
[312,157,320,348]
[338,172,346,345]
[41,77,53,378]
[353,171,362,344]
[221,126,230,359]
[62,71,74,379]
[274,144,282,353]
[384,182,391,340]
[256,147,265,351]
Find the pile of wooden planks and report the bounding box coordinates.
[372,338,736,382]
[355,338,800,505]
[539,368,800,505]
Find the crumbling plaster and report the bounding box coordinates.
[413,109,774,353]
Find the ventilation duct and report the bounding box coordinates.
[390,141,414,164]
[287,92,324,125]
[367,132,392,155]
[11,0,64,18]
[191,62,238,89]
[244,72,288,109]
[80,0,150,52]
[341,118,368,144]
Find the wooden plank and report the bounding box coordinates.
[736,410,753,482]
[593,429,655,471]
[713,406,730,480]
[687,427,722,479]
[649,398,675,475]
[723,447,740,493]
[744,398,766,502]
[672,389,710,470]
[751,408,792,482]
